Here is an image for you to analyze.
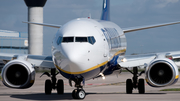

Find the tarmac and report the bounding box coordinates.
[0,72,180,101]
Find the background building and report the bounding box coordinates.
[0,29,28,70]
[0,29,28,54]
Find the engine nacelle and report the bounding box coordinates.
[1,59,35,89]
[145,58,179,87]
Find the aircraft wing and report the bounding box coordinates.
[0,53,55,68]
[23,22,61,28]
[118,51,180,68]
[122,21,180,33]
[118,54,156,68]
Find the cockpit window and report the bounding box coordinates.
[75,37,87,42]
[60,36,96,45]
[62,37,74,42]
[88,36,96,45]
[57,36,62,45]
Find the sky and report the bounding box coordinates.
[0,0,180,55]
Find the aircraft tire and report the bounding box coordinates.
[76,89,86,99]
[57,79,64,94]
[138,79,145,94]
[72,89,86,99]
[45,79,52,94]
[72,89,78,99]
[126,79,133,94]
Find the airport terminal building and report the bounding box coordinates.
[0,30,28,70]
[0,29,28,54]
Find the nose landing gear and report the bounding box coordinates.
[71,78,86,99]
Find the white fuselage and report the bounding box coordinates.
[52,18,126,80]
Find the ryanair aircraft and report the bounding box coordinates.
[1,0,180,99]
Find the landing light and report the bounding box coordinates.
[121,58,127,62]
[99,73,106,80]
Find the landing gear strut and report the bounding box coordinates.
[71,78,86,99]
[125,67,145,94]
[41,68,64,95]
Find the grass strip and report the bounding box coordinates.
[160,88,180,91]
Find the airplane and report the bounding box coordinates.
[1,0,180,99]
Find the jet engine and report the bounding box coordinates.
[1,59,35,89]
[145,58,179,87]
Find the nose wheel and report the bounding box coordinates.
[71,78,86,99]
[72,89,86,99]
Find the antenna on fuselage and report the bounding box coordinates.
[88,13,91,19]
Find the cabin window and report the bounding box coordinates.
[62,37,74,42]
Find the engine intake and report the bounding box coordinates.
[146,58,179,87]
[149,63,173,84]
[1,60,35,89]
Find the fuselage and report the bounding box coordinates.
[52,18,126,80]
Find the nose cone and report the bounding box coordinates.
[65,47,81,68]
[60,44,89,74]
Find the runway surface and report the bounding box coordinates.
[0,72,180,101]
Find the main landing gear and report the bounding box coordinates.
[125,67,145,94]
[41,68,64,95]
[71,78,86,99]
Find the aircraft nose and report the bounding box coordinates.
[66,51,79,65]
[62,45,87,71]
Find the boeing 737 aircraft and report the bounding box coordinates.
[1,0,180,99]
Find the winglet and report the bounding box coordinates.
[101,0,110,21]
